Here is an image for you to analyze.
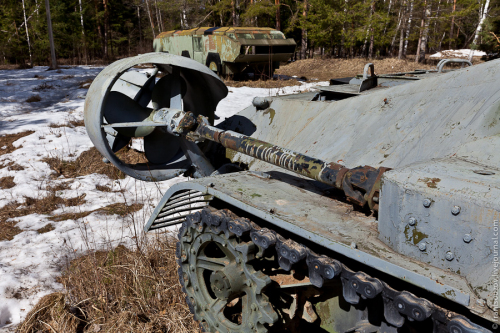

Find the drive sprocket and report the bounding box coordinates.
[176,210,279,333]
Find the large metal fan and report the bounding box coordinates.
[84,53,228,181]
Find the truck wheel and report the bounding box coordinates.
[206,53,222,75]
[181,50,191,58]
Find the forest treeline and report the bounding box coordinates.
[0,0,499,66]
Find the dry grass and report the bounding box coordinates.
[49,119,85,128]
[37,223,56,234]
[0,131,35,157]
[0,220,22,241]
[0,192,86,224]
[43,146,148,180]
[0,176,15,189]
[17,293,82,333]
[79,79,94,89]
[225,77,301,88]
[0,162,25,171]
[276,58,438,81]
[17,238,199,333]
[26,95,42,103]
[33,82,54,91]
[48,203,143,222]
[43,147,125,180]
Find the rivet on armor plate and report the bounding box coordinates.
[418,242,427,251]
[463,234,472,243]
[423,199,432,208]
[445,252,454,261]
[408,217,417,226]
[451,205,461,215]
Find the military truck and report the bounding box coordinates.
[153,27,296,77]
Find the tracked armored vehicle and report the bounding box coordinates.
[84,53,499,333]
[153,27,296,76]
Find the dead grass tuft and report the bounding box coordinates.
[95,184,112,192]
[43,147,126,180]
[0,161,25,170]
[62,75,75,79]
[48,202,143,222]
[18,238,199,333]
[17,292,82,333]
[0,131,35,157]
[225,77,301,88]
[0,191,86,228]
[79,78,93,89]
[34,74,46,80]
[33,82,54,91]
[0,220,22,241]
[26,95,42,103]
[0,176,15,189]
[37,223,55,234]
[49,119,84,129]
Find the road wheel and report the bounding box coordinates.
[206,53,222,75]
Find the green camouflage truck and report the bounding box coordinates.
[153,27,296,76]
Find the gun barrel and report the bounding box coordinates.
[195,121,388,211]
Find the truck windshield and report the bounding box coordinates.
[270,31,285,39]
[237,33,254,39]
[254,33,270,39]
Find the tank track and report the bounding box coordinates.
[176,207,492,333]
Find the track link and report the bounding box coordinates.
[176,208,492,333]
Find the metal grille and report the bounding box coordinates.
[149,190,212,230]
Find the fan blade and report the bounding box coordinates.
[108,133,130,153]
[151,74,187,110]
[135,72,157,108]
[103,91,155,137]
[144,128,181,164]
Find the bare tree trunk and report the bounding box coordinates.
[301,0,308,59]
[383,0,393,35]
[469,0,490,60]
[154,0,162,32]
[145,0,156,37]
[417,0,431,63]
[403,0,413,56]
[398,18,406,58]
[390,0,403,53]
[137,6,142,50]
[275,0,281,30]
[231,0,236,26]
[449,0,456,49]
[235,0,240,26]
[340,0,348,57]
[22,0,32,66]
[78,0,87,64]
[44,0,57,69]
[103,0,109,59]
[368,0,376,59]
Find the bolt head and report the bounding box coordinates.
[463,234,472,243]
[451,205,461,215]
[476,299,486,307]
[418,242,427,251]
[445,251,454,261]
[423,199,432,208]
[408,217,417,226]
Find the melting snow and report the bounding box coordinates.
[0,65,327,330]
